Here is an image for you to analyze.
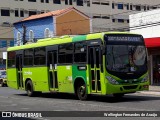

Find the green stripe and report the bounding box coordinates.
[72,35,87,42]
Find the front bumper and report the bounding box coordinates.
[106,82,149,94]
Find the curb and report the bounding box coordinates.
[138,91,160,95]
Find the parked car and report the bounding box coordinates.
[0,70,7,87]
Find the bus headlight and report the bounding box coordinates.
[141,75,149,83]
[106,76,119,85]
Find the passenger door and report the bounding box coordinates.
[48,50,58,91]
[88,46,102,93]
[16,54,24,89]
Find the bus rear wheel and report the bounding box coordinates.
[77,84,88,100]
[1,82,4,87]
[26,81,35,97]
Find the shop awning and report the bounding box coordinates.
[145,37,160,48]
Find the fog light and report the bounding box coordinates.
[143,85,149,89]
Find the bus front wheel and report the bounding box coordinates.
[26,81,35,97]
[77,84,88,100]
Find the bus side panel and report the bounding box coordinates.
[23,67,49,92]
[7,69,18,89]
[72,65,88,93]
[57,65,74,93]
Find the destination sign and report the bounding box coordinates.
[105,34,144,45]
[107,36,142,42]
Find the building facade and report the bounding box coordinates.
[14,7,91,45]
[1,0,160,68]
[130,9,160,86]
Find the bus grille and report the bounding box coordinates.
[123,85,138,90]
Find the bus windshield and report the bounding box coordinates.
[106,45,147,79]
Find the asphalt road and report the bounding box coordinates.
[0,87,160,120]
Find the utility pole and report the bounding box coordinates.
[22,24,26,45]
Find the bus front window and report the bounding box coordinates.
[106,45,147,79]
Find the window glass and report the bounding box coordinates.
[74,42,87,63]
[136,5,141,11]
[118,4,123,9]
[24,49,33,66]
[20,10,24,17]
[126,4,129,10]
[53,0,61,4]
[58,43,73,64]
[130,5,132,10]
[118,19,124,23]
[0,40,7,48]
[29,11,37,16]
[15,10,19,17]
[112,3,114,9]
[34,47,46,65]
[77,0,83,6]
[28,0,36,2]
[8,51,16,67]
[10,40,14,47]
[65,0,68,5]
[1,9,10,16]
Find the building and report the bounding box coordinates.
[14,7,91,45]
[1,0,160,68]
[130,9,160,86]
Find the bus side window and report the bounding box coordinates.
[34,47,46,65]
[24,49,33,66]
[8,51,16,68]
[74,42,87,63]
[58,43,73,64]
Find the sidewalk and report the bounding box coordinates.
[149,85,160,92]
[138,85,160,95]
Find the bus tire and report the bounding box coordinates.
[113,93,124,98]
[1,82,4,87]
[76,83,88,101]
[26,80,35,97]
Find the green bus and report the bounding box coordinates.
[7,32,149,100]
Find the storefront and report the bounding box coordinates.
[145,37,160,85]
